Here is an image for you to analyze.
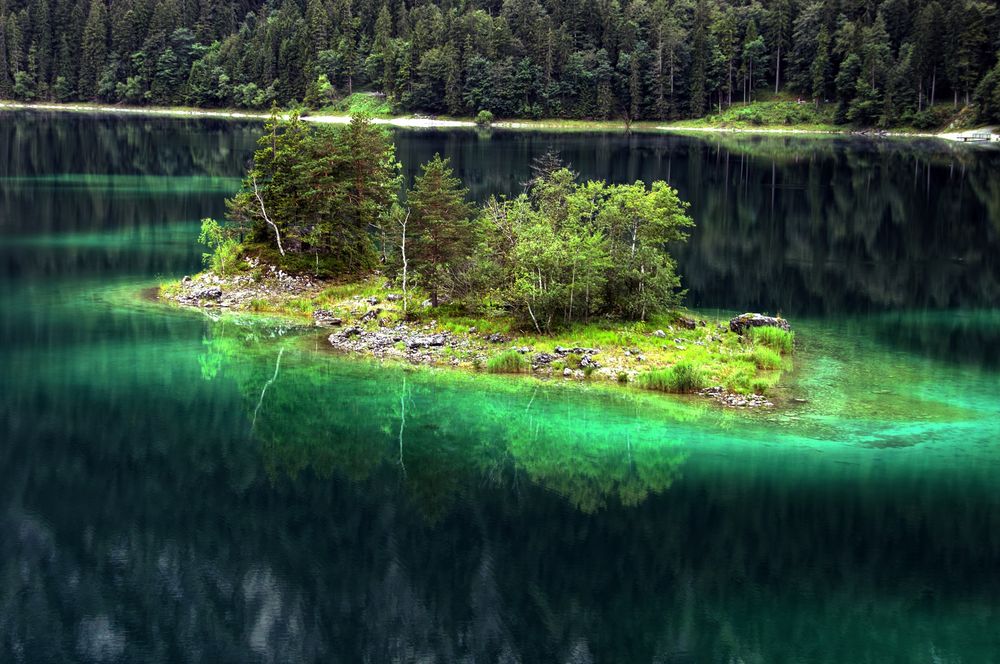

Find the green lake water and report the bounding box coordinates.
[1,111,999,662]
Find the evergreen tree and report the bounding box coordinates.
[0,20,11,98]
[79,0,108,99]
[860,13,891,91]
[834,51,861,122]
[810,26,831,105]
[912,1,945,109]
[371,3,394,96]
[973,60,1000,122]
[406,154,477,306]
[688,0,712,116]
[742,20,766,103]
[765,0,794,94]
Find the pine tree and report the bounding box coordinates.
[407,154,476,307]
[372,3,394,95]
[79,0,109,100]
[913,1,944,110]
[810,26,831,105]
[766,0,794,94]
[742,20,766,103]
[689,0,711,116]
[445,47,463,115]
[0,20,10,98]
[860,13,890,91]
[712,6,738,107]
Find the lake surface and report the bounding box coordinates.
[2,111,1000,663]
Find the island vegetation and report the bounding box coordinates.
[164,111,794,405]
[1,0,999,131]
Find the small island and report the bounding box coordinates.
[162,111,794,408]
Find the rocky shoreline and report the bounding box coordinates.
[163,270,790,409]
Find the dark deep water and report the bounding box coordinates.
[2,111,1000,663]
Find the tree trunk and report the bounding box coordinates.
[398,209,409,316]
[655,33,664,115]
[774,43,780,94]
[727,59,732,107]
[251,174,285,256]
[669,53,675,114]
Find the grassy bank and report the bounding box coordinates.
[664,100,841,132]
[161,270,795,404]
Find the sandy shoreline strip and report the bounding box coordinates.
[0,100,476,128]
[2,100,996,141]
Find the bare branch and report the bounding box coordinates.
[251,173,285,256]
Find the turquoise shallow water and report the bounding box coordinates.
[2,111,1000,662]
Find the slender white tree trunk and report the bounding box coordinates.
[251,174,285,256]
[397,209,410,316]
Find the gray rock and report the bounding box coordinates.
[312,309,343,326]
[194,287,222,300]
[563,368,572,377]
[652,329,667,338]
[676,316,697,330]
[364,296,380,305]
[385,293,402,302]
[729,313,791,335]
[554,345,598,355]
[532,353,556,366]
[406,334,447,349]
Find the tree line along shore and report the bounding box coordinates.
[2,0,1000,131]
[162,111,795,407]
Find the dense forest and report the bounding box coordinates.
[1,0,1000,125]
[1,0,999,125]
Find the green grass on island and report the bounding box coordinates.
[162,270,795,400]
